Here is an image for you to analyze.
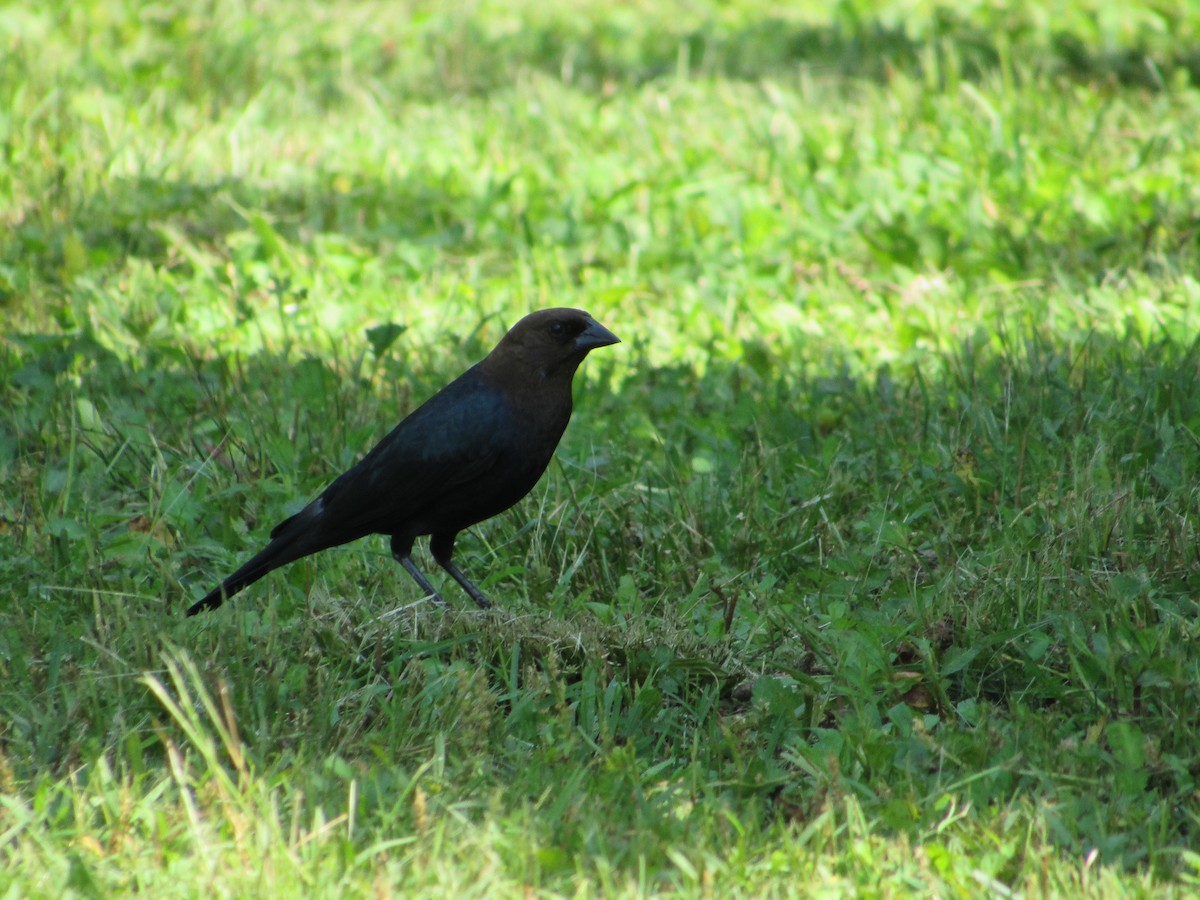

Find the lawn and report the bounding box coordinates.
[3,0,1200,895]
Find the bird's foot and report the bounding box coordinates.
[465,589,493,610]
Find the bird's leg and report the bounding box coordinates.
[390,534,447,605]
[430,532,493,610]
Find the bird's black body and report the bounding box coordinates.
[186,307,618,616]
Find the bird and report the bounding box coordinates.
[186,307,619,616]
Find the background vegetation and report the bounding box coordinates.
[3,0,1200,894]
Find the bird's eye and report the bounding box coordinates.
[549,321,568,338]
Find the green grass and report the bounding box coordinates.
[4,0,1200,894]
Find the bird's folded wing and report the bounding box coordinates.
[307,371,512,538]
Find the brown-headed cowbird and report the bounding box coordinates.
[186,307,619,616]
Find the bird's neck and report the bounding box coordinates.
[479,347,585,388]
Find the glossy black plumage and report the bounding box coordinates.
[186,307,619,616]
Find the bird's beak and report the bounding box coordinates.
[577,318,620,351]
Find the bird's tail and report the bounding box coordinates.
[186,515,321,616]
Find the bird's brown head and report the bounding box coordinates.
[485,308,620,381]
